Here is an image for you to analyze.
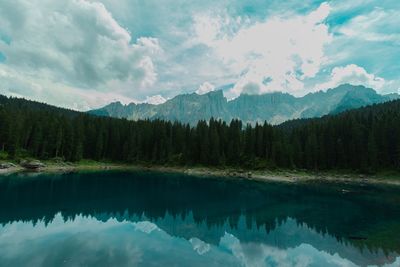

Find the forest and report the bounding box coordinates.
[1,94,399,173]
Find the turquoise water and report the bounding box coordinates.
[0,171,399,267]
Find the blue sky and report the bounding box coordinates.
[0,0,399,110]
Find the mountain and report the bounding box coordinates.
[90,90,231,123]
[89,84,399,125]
[2,92,400,171]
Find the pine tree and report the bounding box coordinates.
[0,94,400,172]
[209,121,220,165]
[367,131,378,172]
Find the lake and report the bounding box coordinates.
[0,171,399,267]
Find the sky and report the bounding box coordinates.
[0,0,399,110]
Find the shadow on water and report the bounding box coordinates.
[0,170,400,266]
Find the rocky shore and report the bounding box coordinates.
[1,160,399,186]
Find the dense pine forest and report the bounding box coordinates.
[1,94,399,172]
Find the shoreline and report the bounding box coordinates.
[1,162,400,186]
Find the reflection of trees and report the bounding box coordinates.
[0,171,399,257]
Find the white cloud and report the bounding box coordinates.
[337,8,400,43]
[0,0,398,107]
[0,0,161,109]
[194,2,332,99]
[195,82,215,95]
[316,64,386,91]
[0,65,137,110]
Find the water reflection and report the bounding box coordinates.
[0,171,399,266]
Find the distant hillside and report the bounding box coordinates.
[0,95,80,117]
[89,84,399,125]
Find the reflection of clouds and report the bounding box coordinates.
[153,213,398,267]
[0,213,240,267]
[190,238,211,255]
[134,221,159,234]
[0,214,144,267]
[0,213,399,267]
[381,258,400,267]
[220,232,355,267]
[219,230,400,267]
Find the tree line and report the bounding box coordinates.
[1,95,399,172]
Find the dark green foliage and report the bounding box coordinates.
[0,95,399,172]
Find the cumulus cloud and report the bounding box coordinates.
[1,0,398,107]
[316,64,386,91]
[194,2,332,99]
[0,64,137,110]
[195,82,215,95]
[0,0,160,109]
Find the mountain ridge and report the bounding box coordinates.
[89,84,399,125]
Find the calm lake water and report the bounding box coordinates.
[0,171,399,267]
